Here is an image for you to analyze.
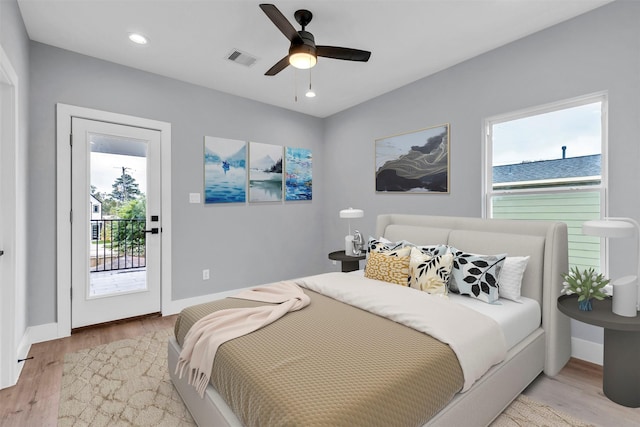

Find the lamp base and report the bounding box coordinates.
[612,275,638,317]
[345,235,354,256]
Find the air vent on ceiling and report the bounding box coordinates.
[226,49,258,67]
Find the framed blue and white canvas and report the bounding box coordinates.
[375,123,450,193]
[285,147,312,201]
[249,142,283,202]
[204,136,246,204]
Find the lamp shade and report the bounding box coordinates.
[339,208,364,219]
[583,219,636,238]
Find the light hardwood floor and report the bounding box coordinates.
[1,315,638,427]
[0,314,176,427]
[523,358,640,426]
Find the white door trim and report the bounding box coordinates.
[56,104,172,337]
[0,44,22,389]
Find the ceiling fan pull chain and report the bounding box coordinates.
[294,68,298,102]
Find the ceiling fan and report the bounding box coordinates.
[259,3,371,76]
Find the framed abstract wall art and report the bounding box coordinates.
[375,123,450,193]
[249,142,283,202]
[285,147,312,201]
[204,136,247,204]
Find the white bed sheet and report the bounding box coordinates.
[446,294,540,349]
[349,270,540,350]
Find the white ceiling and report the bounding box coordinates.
[17,0,613,118]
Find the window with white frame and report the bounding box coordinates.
[484,94,607,271]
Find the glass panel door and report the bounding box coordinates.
[71,118,161,328]
[89,135,148,297]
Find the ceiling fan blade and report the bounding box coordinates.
[265,56,290,76]
[259,4,302,44]
[317,46,371,62]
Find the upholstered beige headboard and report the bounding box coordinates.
[375,214,571,376]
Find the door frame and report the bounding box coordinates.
[0,44,22,389]
[56,104,172,337]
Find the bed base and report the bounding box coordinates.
[168,213,570,426]
[168,329,545,427]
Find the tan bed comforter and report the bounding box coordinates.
[175,287,465,427]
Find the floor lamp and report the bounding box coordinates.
[582,217,639,317]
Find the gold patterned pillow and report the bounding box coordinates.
[408,247,453,295]
[364,250,410,286]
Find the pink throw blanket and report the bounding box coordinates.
[175,281,310,396]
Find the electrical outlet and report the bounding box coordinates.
[332,260,337,265]
[202,269,210,280]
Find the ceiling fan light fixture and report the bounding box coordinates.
[289,44,317,69]
[289,52,316,69]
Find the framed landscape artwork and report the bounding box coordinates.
[204,136,246,204]
[285,147,312,201]
[249,142,283,202]
[375,123,450,193]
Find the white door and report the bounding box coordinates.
[71,118,161,328]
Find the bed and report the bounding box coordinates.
[168,214,571,426]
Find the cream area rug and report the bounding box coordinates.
[59,328,592,427]
[58,329,194,426]
[491,394,594,426]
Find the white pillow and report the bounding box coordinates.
[499,256,530,303]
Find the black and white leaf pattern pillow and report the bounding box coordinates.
[412,244,450,257]
[408,247,453,295]
[367,237,405,255]
[449,248,506,304]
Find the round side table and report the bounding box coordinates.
[328,250,366,273]
[557,294,640,407]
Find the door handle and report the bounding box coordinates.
[0,250,4,256]
[145,228,159,234]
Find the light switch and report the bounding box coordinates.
[189,193,201,204]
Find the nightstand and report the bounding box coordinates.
[328,250,366,273]
[557,294,640,407]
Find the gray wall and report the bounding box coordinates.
[322,0,640,344]
[1,0,30,344]
[24,1,640,348]
[28,42,326,326]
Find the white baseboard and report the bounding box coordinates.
[162,287,253,316]
[11,289,248,355]
[570,337,603,365]
[27,322,59,344]
[8,323,59,388]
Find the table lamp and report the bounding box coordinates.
[582,217,639,317]
[339,208,364,256]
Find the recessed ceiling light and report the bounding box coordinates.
[128,33,148,45]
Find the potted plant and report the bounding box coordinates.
[561,266,609,311]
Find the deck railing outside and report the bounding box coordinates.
[90,219,146,272]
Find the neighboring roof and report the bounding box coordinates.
[493,154,601,184]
